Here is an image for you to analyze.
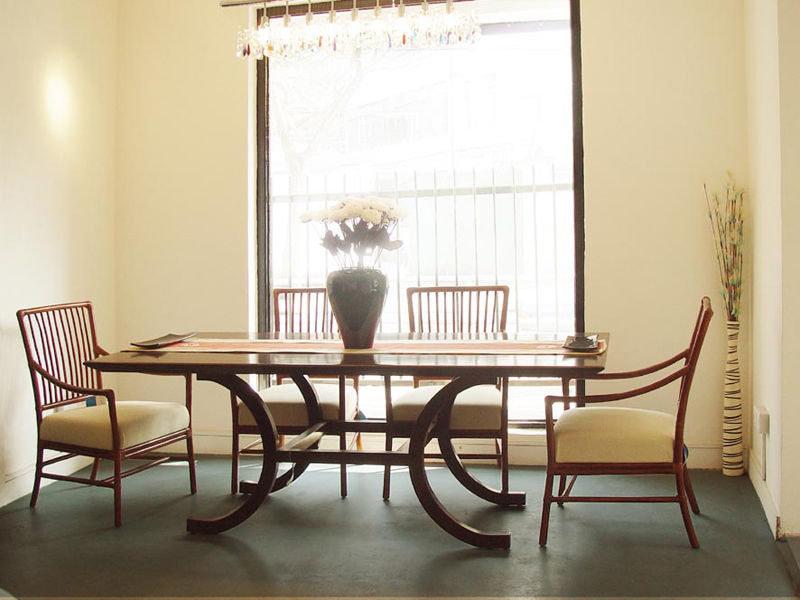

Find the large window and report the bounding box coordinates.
[260,0,582,421]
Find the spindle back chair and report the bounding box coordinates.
[406,285,509,388]
[231,288,359,497]
[382,285,511,499]
[539,297,714,548]
[17,301,196,527]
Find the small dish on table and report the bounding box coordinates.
[563,334,599,352]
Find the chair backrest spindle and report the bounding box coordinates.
[273,288,336,335]
[407,285,509,335]
[17,302,102,417]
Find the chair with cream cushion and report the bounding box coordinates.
[230,288,359,497]
[539,297,714,548]
[383,285,510,500]
[17,301,196,527]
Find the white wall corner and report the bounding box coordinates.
[749,450,780,538]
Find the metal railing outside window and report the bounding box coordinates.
[270,165,574,335]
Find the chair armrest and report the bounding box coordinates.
[32,363,115,400]
[545,365,688,409]
[583,350,688,381]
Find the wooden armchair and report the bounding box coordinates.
[17,301,196,527]
[539,297,713,548]
[383,285,510,500]
[230,288,360,497]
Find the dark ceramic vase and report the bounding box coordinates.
[326,268,388,349]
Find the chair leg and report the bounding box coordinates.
[556,474,567,507]
[90,458,101,481]
[186,435,197,495]
[558,475,578,507]
[683,464,700,514]
[340,432,348,498]
[231,428,240,495]
[30,445,44,508]
[498,438,509,494]
[539,471,555,546]
[676,472,699,548]
[383,435,393,500]
[113,455,123,528]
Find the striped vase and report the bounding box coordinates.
[723,320,744,476]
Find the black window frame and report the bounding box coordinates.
[255,0,586,349]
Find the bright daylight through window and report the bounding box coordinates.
[266,0,575,421]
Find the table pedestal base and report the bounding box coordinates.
[187,374,278,534]
[190,374,526,548]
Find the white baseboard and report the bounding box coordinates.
[4,462,36,484]
[192,428,725,469]
[748,451,780,538]
[0,455,93,509]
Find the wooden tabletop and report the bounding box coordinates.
[87,332,608,379]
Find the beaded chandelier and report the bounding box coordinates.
[236,0,481,60]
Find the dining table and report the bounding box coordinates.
[87,331,608,549]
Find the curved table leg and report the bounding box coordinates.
[240,461,311,495]
[438,429,526,508]
[187,374,279,534]
[238,374,322,495]
[408,376,514,549]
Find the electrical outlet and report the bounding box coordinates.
[754,405,770,434]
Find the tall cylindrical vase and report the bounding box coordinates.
[723,320,744,476]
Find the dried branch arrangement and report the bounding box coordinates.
[704,177,744,321]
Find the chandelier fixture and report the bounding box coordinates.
[236,0,481,60]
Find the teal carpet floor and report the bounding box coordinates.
[0,457,793,598]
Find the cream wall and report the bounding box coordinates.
[745,0,782,531]
[114,0,251,440]
[581,0,747,467]
[744,0,800,538]
[0,0,118,506]
[776,0,800,535]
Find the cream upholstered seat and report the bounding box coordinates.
[237,383,357,428]
[553,406,674,464]
[390,385,502,430]
[538,297,714,549]
[41,401,190,451]
[17,301,196,528]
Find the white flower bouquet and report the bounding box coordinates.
[300,195,407,269]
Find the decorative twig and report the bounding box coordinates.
[704,176,744,321]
